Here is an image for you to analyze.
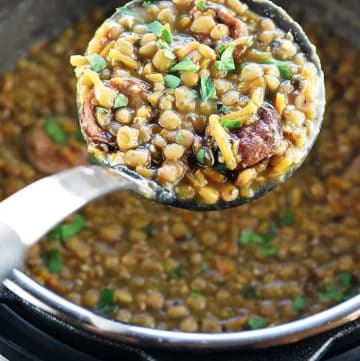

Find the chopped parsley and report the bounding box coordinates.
[339,271,352,288]
[200,75,216,102]
[220,119,242,129]
[96,288,116,314]
[48,214,86,242]
[75,126,85,142]
[162,28,173,43]
[175,132,184,144]
[215,45,235,72]
[46,250,62,274]
[87,54,107,73]
[318,272,354,303]
[191,289,201,298]
[113,94,129,108]
[214,163,229,171]
[142,0,153,7]
[195,148,206,165]
[218,104,231,114]
[292,295,306,312]
[262,58,292,80]
[248,316,267,330]
[239,227,278,257]
[164,74,181,89]
[170,57,198,72]
[281,209,294,226]
[197,0,207,11]
[43,116,67,145]
[169,264,183,278]
[146,21,164,37]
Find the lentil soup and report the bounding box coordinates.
[72,0,323,206]
[0,9,359,333]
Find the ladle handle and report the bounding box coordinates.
[0,165,129,281]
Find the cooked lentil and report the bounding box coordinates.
[72,0,324,205]
[0,9,358,333]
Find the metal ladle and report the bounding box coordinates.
[0,0,325,281]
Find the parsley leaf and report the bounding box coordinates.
[43,117,68,145]
[191,289,201,298]
[146,21,164,37]
[164,74,181,89]
[170,57,198,72]
[46,250,62,274]
[292,295,306,311]
[142,0,153,7]
[87,54,107,73]
[281,209,294,226]
[248,316,267,330]
[163,28,173,43]
[198,0,207,11]
[48,214,86,242]
[113,94,129,108]
[200,75,216,102]
[239,230,265,245]
[176,132,184,144]
[218,104,231,114]
[215,45,235,72]
[220,119,242,129]
[261,243,278,256]
[169,264,183,278]
[339,272,352,289]
[196,148,206,165]
[262,58,292,80]
[96,288,116,314]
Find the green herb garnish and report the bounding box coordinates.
[248,316,267,330]
[116,6,142,21]
[164,74,181,89]
[96,288,116,314]
[339,272,352,289]
[142,0,153,7]
[292,295,306,312]
[170,57,198,72]
[113,93,129,108]
[146,21,164,36]
[196,148,206,165]
[220,119,242,129]
[198,0,207,11]
[215,45,235,72]
[176,132,184,144]
[48,214,86,242]
[46,250,62,274]
[163,28,173,43]
[188,89,198,99]
[262,58,292,80]
[169,264,183,278]
[318,284,344,303]
[216,44,226,54]
[239,230,265,245]
[200,75,216,102]
[191,289,201,298]
[261,243,278,256]
[218,104,231,114]
[43,117,67,145]
[281,209,294,226]
[87,54,107,73]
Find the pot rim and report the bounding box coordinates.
[3,269,360,350]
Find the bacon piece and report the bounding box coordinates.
[238,103,282,169]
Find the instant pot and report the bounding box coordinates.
[0,0,359,360]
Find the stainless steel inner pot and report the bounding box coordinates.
[1,0,360,350]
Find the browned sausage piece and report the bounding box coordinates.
[80,90,116,147]
[238,103,282,169]
[24,126,88,175]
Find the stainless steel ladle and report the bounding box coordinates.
[0,0,325,281]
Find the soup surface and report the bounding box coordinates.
[0,8,359,333]
[72,0,323,206]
